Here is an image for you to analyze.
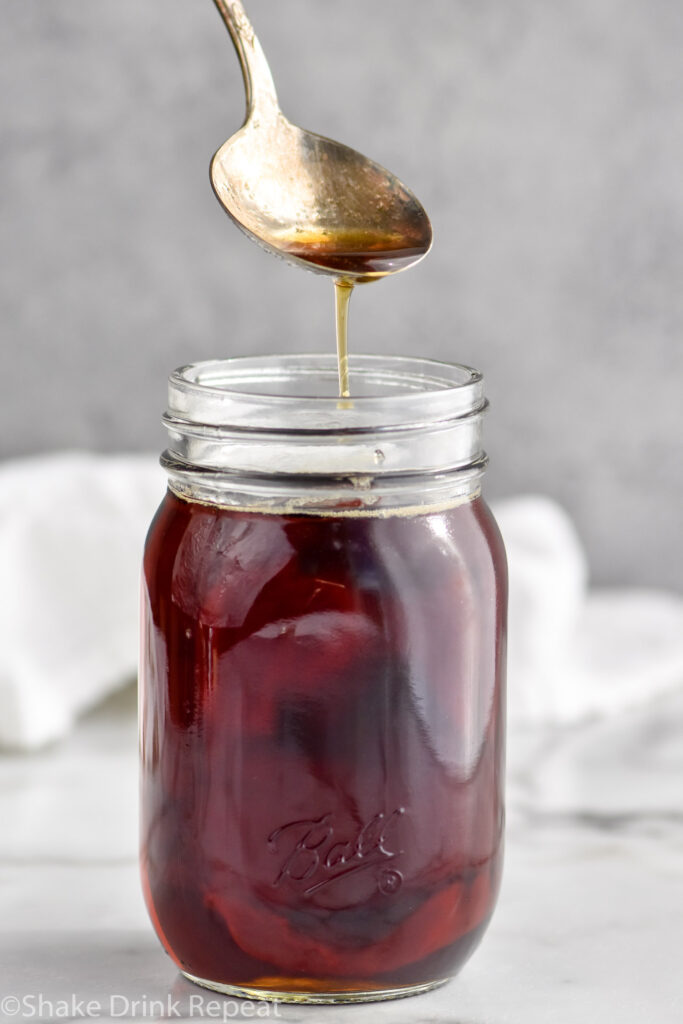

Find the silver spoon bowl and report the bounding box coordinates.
[210,0,432,281]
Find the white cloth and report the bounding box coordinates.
[0,454,681,749]
[495,497,683,725]
[0,454,165,750]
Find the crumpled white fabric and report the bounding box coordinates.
[0,454,681,749]
[496,497,683,725]
[0,454,165,750]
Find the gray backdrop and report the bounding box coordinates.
[2,0,681,588]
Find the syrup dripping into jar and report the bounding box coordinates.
[280,226,431,399]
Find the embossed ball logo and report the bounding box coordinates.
[268,808,406,899]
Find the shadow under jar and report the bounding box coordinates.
[140,354,507,1004]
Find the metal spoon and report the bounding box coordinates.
[210,0,432,281]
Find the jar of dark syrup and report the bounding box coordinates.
[140,353,507,1004]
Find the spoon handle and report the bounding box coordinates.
[212,0,280,120]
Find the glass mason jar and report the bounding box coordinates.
[140,354,507,1005]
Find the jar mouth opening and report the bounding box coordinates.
[168,354,485,432]
[163,355,488,508]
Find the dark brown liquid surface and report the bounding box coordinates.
[141,491,506,995]
[282,232,428,277]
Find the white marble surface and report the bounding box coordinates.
[1,685,682,1023]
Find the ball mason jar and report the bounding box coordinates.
[140,354,507,1004]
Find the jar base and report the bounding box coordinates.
[181,971,450,1005]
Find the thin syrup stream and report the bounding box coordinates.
[334,279,354,400]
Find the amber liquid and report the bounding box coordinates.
[140,491,506,997]
[280,227,429,400]
[281,228,429,278]
[335,279,353,399]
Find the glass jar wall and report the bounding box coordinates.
[140,355,507,1004]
